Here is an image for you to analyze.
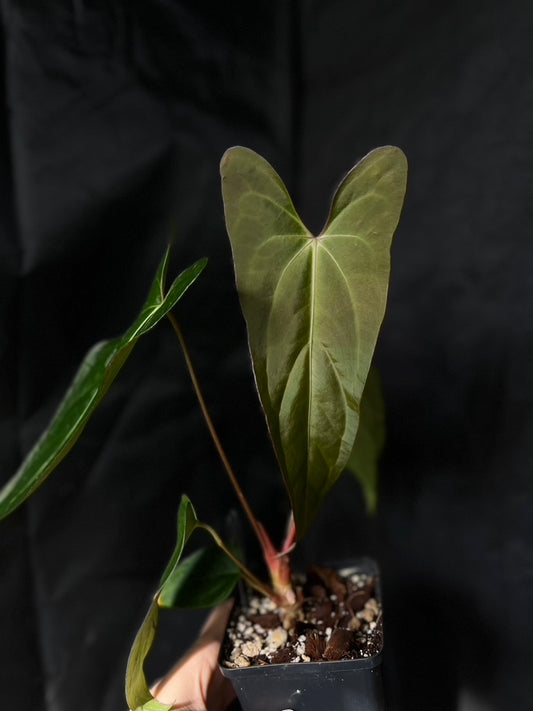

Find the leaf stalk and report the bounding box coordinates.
[167,313,294,603]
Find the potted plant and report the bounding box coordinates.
[0,145,407,711]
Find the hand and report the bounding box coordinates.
[151,600,237,711]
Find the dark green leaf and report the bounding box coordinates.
[159,545,241,609]
[345,366,386,514]
[126,495,200,710]
[126,497,240,710]
[221,146,407,537]
[0,252,207,519]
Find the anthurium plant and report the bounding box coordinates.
[0,145,407,710]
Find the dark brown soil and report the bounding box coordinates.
[221,564,383,668]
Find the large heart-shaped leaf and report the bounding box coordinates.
[0,250,207,519]
[221,146,407,537]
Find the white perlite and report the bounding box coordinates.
[266,627,287,651]
[222,566,382,668]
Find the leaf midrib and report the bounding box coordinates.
[319,239,362,375]
[304,239,319,525]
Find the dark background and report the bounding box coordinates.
[1,2,532,710]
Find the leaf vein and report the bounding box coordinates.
[269,240,312,322]
[317,242,359,366]
[242,190,308,231]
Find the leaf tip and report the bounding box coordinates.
[220,145,241,174]
[220,145,265,177]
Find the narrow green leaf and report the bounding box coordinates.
[221,146,407,537]
[159,494,201,588]
[125,600,172,711]
[126,495,200,711]
[0,251,207,520]
[159,545,241,609]
[345,366,386,514]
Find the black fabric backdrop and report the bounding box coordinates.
[1,2,533,710]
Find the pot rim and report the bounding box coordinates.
[221,649,383,679]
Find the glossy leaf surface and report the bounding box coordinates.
[221,146,407,536]
[0,251,207,519]
[345,366,386,514]
[159,545,241,609]
[159,494,201,588]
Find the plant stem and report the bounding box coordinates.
[199,523,281,603]
[167,313,268,557]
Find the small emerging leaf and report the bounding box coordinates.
[221,146,407,537]
[126,496,241,710]
[0,251,207,519]
[159,545,241,609]
[345,366,386,514]
[125,496,200,711]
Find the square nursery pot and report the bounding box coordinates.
[220,558,385,711]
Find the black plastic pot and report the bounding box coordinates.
[222,651,384,711]
[220,559,385,711]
